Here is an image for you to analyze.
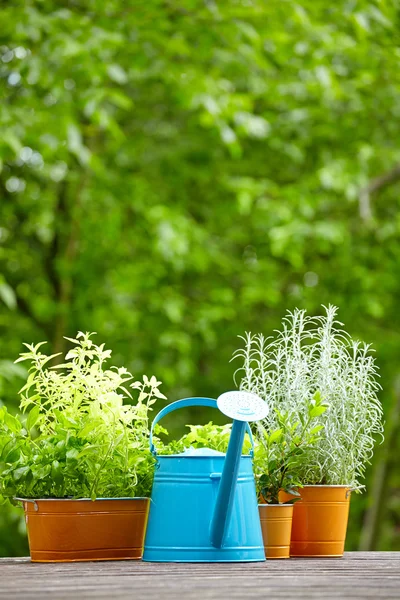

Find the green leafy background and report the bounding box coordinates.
[1,0,400,555]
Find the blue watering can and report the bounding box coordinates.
[143,391,268,562]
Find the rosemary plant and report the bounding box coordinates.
[233,305,384,490]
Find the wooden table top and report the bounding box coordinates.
[0,552,399,599]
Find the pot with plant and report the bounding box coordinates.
[0,332,166,562]
[233,305,384,557]
[253,393,327,559]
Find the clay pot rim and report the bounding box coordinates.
[258,503,293,507]
[300,485,352,489]
[15,496,150,502]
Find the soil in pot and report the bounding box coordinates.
[258,503,293,559]
[279,486,351,557]
[20,497,150,562]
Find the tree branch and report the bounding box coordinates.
[359,162,400,221]
[51,172,87,356]
[45,179,69,299]
[359,375,400,550]
[14,291,50,336]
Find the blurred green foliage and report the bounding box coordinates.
[1,0,400,555]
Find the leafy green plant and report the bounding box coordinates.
[158,421,252,455]
[254,392,328,504]
[0,332,166,501]
[233,305,384,490]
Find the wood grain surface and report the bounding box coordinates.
[0,552,399,600]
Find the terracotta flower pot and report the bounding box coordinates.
[258,503,293,559]
[19,497,150,563]
[279,486,351,557]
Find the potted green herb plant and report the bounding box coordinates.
[253,393,328,559]
[233,305,384,557]
[159,421,251,455]
[0,332,166,562]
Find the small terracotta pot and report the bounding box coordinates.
[258,503,293,559]
[279,486,351,557]
[20,497,150,563]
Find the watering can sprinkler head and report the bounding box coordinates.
[217,390,269,423]
[210,391,268,549]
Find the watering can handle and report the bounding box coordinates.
[149,397,254,456]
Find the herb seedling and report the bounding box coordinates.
[254,392,328,503]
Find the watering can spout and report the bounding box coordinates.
[210,420,246,548]
[210,391,269,549]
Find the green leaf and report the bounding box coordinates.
[78,421,100,438]
[309,425,324,435]
[5,447,21,463]
[268,429,283,445]
[4,411,22,433]
[2,130,22,154]
[309,406,327,418]
[26,405,40,432]
[51,460,62,484]
[313,390,322,404]
[18,371,37,394]
[153,387,167,400]
[107,64,128,84]
[13,466,30,481]
[66,448,79,462]
[154,424,168,436]
[0,281,16,310]
[77,444,100,458]
[67,123,90,165]
[32,464,51,480]
[38,353,63,367]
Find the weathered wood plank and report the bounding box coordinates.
[0,553,399,600]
